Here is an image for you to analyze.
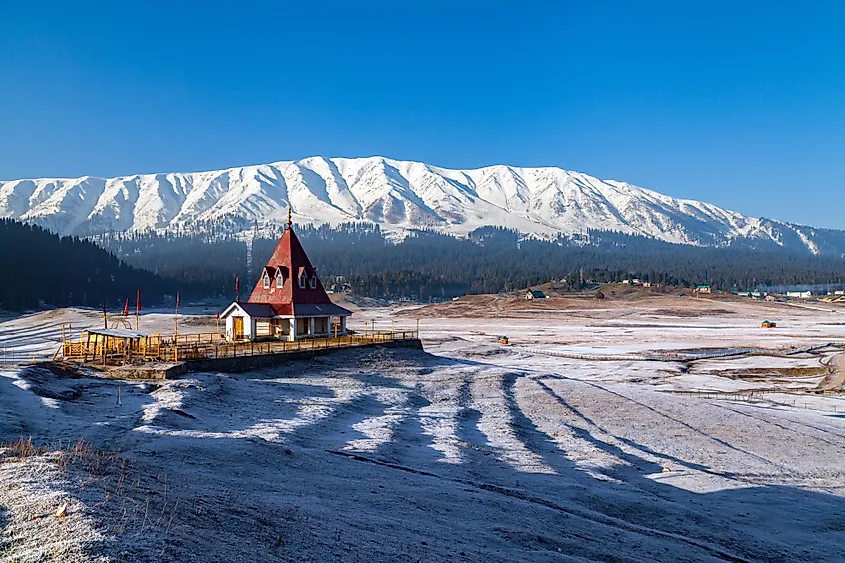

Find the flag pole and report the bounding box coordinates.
[174,292,179,362]
[136,290,140,331]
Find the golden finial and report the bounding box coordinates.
[287,206,292,228]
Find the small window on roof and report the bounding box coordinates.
[310,275,317,289]
[298,272,306,288]
[263,274,270,289]
[276,272,284,288]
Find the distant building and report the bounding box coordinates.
[220,211,352,342]
[736,291,762,298]
[786,291,812,299]
[835,290,845,296]
[329,282,352,293]
[525,289,546,300]
[695,285,712,294]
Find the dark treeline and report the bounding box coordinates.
[0,219,176,311]
[96,229,249,299]
[252,224,845,299]
[83,222,845,303]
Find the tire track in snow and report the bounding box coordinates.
[326,449,751,563]
[543,374,798,478]
[707,402,845,451]
[471,369,554,474]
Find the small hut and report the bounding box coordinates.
[74,328,151,363]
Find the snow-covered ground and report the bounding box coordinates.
[0,307,220,363]
[1,299,844,561]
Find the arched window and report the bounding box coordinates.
[276,271,284,288]
[263,274,270,289]
[310,275,317,289]
[298,272,306,288]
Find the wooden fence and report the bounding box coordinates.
[664,389,844,413]
[58,330,419,365]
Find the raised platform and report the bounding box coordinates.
[107,362,188,380]
[185,338,423,374]
[57,338,425,380]
[57,330,420,370]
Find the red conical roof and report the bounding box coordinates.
[247,225,348,317]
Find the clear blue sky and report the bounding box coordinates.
[1,1,843,228]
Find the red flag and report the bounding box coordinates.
[235,276,240,302]
[136,289,141,313]
[123,299,129,317]
[216,311,220,320]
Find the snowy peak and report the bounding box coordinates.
[0,157,841,255]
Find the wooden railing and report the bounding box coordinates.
[166,331,418,362]
[59,331,419,365]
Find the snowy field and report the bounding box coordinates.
[1,297,845,561]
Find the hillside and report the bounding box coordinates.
[93,225,845,301]
[3,156,845,255]
[0,219,174,311]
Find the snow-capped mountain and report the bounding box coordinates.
[1,156,842,255]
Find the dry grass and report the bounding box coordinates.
[177,315,217,327]
[696,367,829,378]
[3,435,42,460]
[1,436,115,474]
[399,292,819,320]
[649,308,735,317]
[0,436,188,561]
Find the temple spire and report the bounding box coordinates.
[287,206,292,229]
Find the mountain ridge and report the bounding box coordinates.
[2,156,843,256]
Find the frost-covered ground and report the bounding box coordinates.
[1,298,844,562]
[0,307,222,363]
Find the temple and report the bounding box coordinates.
[220,212,352,342]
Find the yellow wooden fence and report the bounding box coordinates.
[59,330,418,365]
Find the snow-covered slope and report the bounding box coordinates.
[1,156,841,254]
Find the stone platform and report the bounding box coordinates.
[185,338,423,374]
[107,362,188,380]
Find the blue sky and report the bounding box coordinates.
[1,1,843,228]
